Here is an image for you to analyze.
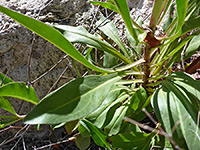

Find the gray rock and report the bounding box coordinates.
[0,0,155,118]
[0,0,90,101]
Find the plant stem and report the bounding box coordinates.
[142,44,151,89]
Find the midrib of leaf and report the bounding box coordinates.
[47,76,121,114]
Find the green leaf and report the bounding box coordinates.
[184,34,200,60]
[51,122,66,130]
[0,82,39,105]
[53,25,131,64]
[75,134,90,150]
[97,17,129,57]
[0,97,17,115]
[163,2,175,32]
[149,0,164,31]
[153,135,174,150]
[0,119,19,128]
[125,17,145,56]
[114,59,144,72]
[0,73,13,85]
[24,73,122,124]
[131,86,148,111]
[112,0,139,44]
[80,119,111,149]
[151,72,200,150]
[182,16,200,35]
[105,104,129,136]
[65,120,79,135]
[120,121,142,134]
[86,86,127,126]
[78,124,90,137]
[110,132,155,150]
[175,0,189,33]
[0,5,114,73]
[90,1,118,13]
[185,0,200,20]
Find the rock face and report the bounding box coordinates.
[0,0,91,105]
[0,0,154,105]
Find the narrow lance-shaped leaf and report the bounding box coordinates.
[0,119,21,128]
[105,104,129,136]
[53,25,131,64]
[80,119,111,149]
[181,15,200,35]
[149,0,164,31]
[97,17,130,57]
[175,0,188,33]
[24,73,122,124]
[110,132,155,150]
[151,72,200,149]
[0,82,39,105]
[0,6,114,73]
[87,91,129,129]
[112,0,139,44]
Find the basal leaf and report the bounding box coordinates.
[151,72,200,150]
[149,0,164,31]
[131,86,148,111]
[86,86,127,127]
[97,17,129,57]
[53,25,131,64]
[103,52,118,68]
[110,132,155,150]
[175,0,188,33]
[93,94,128,129]
[24,74,122,124]
[0,82,39,105]
[105,104,129,136]
[112,0,139,44]
[80,119,111,149]
[0,6,114,73]
[78,124,90,137]
[0,97,17,115]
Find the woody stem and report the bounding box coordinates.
[142,44,151,89]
